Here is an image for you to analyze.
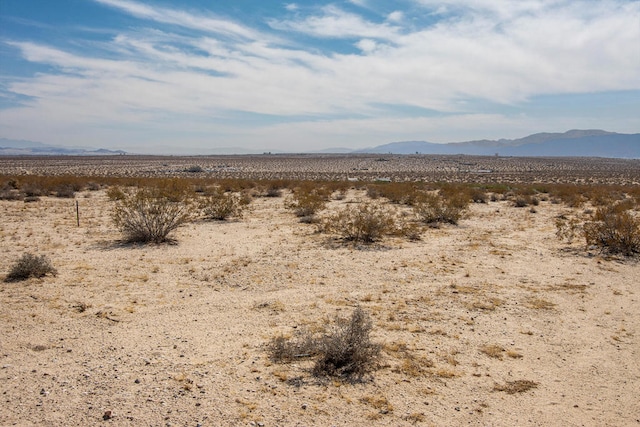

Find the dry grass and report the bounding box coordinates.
[493,380,539,394]
[480,344,506,359]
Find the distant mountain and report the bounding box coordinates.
[359,130,640,158]
[0,138,126,155]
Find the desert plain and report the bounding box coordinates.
[1,154,639,426]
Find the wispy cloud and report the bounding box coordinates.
[268,5,401,40]
[94,0,262,40]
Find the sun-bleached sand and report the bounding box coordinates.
[1,179,638,426]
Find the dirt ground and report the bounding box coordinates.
[1,187,638,426]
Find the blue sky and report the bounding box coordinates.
[1,0,639,154]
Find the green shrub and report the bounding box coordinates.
[322,203,397,244]
[112,186,194,243]
[5,253,57,282]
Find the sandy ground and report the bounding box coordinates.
[1,189,638,426]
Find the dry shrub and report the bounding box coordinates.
[199,188,246,220]
[555,214,583,244]
[469,187,488,203]
[313,307,381,381]
[584,204,640,256]
[367,182,420,205]
[106,186,127,201]
[284,186,327,218]
[414,192,468,225]
[322,203,397,243]
[268,308,381,382]
[268,330,320,363]
[112,185,195,243]
[5,253,57,282]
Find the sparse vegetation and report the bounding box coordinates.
[5,253,57,282]
[584,204,640,256]
[199,187,247,220]
[556,202,640,257]
[414,191,468,225]
[268,307,381,382]
[321,203,399,244]
[284,185,328,221]
[112,184,195,243]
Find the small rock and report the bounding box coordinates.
[103,410,112,420]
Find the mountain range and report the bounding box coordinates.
[1,130,638,158]
[356,130,640,158]
[0,139,126,156]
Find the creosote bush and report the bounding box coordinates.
[5,253,57,282]
[199,188,247,220]
[322,203,398,244]
[112,185,194,243]
[413,192,468,225]
[268,307,380,382]
[284,186,328,220]
[584,204,640,256]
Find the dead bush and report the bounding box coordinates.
[322,203,397,243]
[584,205,640,256]
[5,253,57,282]
[112,185,195,243]
[268,308,380,382]
[313,307,381,381]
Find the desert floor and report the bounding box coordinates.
[1,187,638,426]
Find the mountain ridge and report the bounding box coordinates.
[356,130,639,158]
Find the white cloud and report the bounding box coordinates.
[94,0,262,40]
[1,0,639,152]
[268,5,400,40]
[285,3,298,11]
[387,11,404,23]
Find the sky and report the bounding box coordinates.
[1,0,639,154]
